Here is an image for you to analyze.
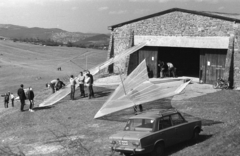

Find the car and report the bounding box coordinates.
[109,109,202,156]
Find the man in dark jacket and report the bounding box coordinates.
[17,84,26,112]
[86,71,95,98]
[3,92,10,108]
[56,78,65,91]
[26,87,35,112]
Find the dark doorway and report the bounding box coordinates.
[158,47,200,77]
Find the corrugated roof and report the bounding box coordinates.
[109,8,240,30]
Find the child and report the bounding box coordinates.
[10,93,15,107]
[4,92,10,108]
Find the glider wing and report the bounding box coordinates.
[94,60,191,119]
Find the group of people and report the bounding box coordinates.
[47,70,95,100]
[158,61,177,78]
[17,84,35,112]
[1,92,14,108]
[46,78,66,94]
[69,70,95,100]
[1,84,35,112]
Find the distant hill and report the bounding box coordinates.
[73,34,110,45]
[0,24,110,45]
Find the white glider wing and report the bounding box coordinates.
[89,42,147,75]
[94,60,191,119]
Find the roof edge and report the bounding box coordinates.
[108,8,240,30]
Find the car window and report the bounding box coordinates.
[159,116,172,130]
[171,113,185,126]
[124,119,154,132]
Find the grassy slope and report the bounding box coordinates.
[0,40,107,93]
[0,40,240,155]
[169,90,240,156]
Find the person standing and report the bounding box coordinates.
[70,75,76,100]
[17,84,26,112]
[158,60,165,78]
[87,71,95,98]
[78,72,85,98]
[85,73,94,99]
[4,92,10,108]
[10,92,14,107]
[26,87,35,112]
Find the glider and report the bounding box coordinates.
[39,43,146,107]
[94,60,191,119]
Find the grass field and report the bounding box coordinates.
[0,40,240,156]
[0,40,107,105]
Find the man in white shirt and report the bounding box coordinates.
[48,79,58,93]
[167,62,176,77]
[78,71,85,98]
[10,92,15,107]
[70,75,76,100]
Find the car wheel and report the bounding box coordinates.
[192,129,200,141]
[151,142,164,156]
[212,82,219,89]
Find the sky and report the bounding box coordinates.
[0,0,239,33]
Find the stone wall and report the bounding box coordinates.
[233,26,240,88]
[109,10,240,87]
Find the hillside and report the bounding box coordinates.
[73,34,110,47]
[0,24,109,45]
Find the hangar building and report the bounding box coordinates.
[106,8,240,88]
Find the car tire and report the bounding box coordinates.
[151,142,164,156]
[192,129,200,141]
[212,82,219,89]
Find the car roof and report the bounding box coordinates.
[129,109,178,120]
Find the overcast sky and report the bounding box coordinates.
[0,0,239,33]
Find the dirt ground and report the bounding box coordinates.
[1,40,240,156]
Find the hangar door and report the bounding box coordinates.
[138,47,158,78]
[200,49,227,84]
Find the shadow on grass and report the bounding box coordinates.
[164,134,213,156]
[73,86,114,100]
[182,112,224,126]
[125,134,213,156]
[33,106,53,111]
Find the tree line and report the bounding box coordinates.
[12,38,108,50]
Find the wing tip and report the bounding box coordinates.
[94,111,103,119]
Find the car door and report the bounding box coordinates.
[156,116,176,147]
[170,113,190,143]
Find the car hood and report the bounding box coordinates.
[110,131,150,141]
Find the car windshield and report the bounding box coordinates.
[124,119,154,132]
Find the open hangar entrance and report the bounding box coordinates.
[157,47,200,78]
[127,46,228,84]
